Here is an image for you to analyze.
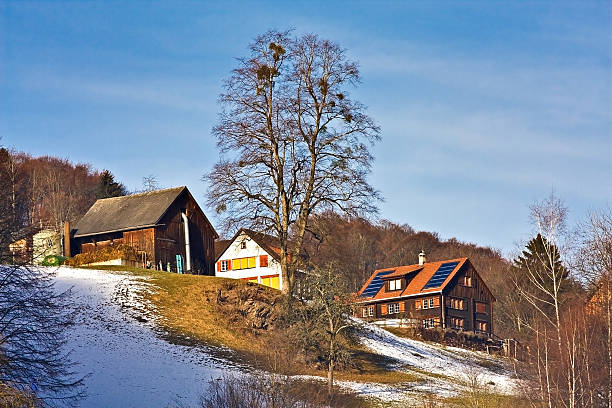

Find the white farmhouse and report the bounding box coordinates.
[214,229,283,290]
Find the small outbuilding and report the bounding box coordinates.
[70,186,218,275]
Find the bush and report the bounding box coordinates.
[198,375,365,408]
[41,255,67,266]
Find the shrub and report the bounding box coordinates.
[198,375,365,408]
[41,254,66,266]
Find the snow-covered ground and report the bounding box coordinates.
[356,320,522,397]
[53,267,236,408]
[50,267,520,407]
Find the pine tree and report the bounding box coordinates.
[97,170,127,199]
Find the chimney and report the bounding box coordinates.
[63,221,71,257]
[418,250,426,266]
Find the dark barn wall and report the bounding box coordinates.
[155,190,216,275]
[74,231,124,255]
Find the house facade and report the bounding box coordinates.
[71,186,218,275]
[355,255,495,336]
[215,229,283,290]
[9,227,62,265]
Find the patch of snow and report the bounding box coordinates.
[355,318,522,395]
[51,267,236,408]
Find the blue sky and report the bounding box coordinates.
[1,1,610,256]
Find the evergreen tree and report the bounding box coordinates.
[97,170,127,199]
[512,233,572,332]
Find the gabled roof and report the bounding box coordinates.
[73,186,216,238]
[356,258,471,302]
[215,228,282,262]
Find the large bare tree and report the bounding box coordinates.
[206,30,380,295]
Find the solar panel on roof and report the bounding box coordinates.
[422,261,459,289]
[360,270,395,297]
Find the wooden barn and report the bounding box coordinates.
[70,186,218,275]
[355,253,495,336]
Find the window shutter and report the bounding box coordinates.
[227,260,232,270]
[216,261,221,272]
[260,255,268,267]
[415,300,421,310]
[399,301,405,312]
[381,304,388,315]
[433,297,440,307]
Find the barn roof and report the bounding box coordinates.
[355,257,496,303]
[73,186,191,238]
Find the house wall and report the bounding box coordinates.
[215,231,282,290]
[443,264,494,335]
[32,230,62,265]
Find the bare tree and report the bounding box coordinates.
[206,30,380,295]
[575,208,612,408]
[291,263,355,395]
[141,174,159,192]
[0,147,84,407]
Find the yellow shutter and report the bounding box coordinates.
[261,277,271,287]
[240,258,248,269]
[247,257,255,268]
[248,277,258,283]
[232,259,240,270]
[270,275,279,289]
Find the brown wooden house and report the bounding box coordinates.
[355,254,495,336]
[71,186,218,275]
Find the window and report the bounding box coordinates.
[423,318,436,329]
[387,303,399,314]
[260,255,268,267]
[389,279,402,291]
[475,302,488,314]
[422,299,429,309]
[240,241,247,249]
[362,308,368,318]
[368,306,374,317]
[476,321,488,333]
[450,317,464,329]
[220,260,230,271]
[449,297,465,310]
[232,257,256,270]
[461,276,473,287]
[429,298,434,308]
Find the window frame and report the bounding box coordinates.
[220,260,229,272]
[461,276,473,287]
[389,279,402,291]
